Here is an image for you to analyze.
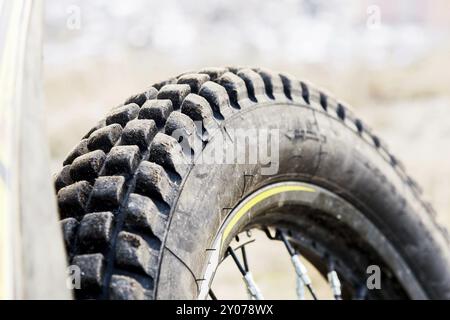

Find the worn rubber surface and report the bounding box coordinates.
[54,67,450,299]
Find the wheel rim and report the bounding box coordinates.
[199,181,426,300]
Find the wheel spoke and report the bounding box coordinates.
[209,289,218,300]
[263,227,277,240]
[227,247,246,275]
[279,231,318,300]
[295,272,306,300]
[327,260,342,300]
[227,247,264,300]
[241,245,249,272]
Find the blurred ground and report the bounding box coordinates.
[43,0,450,298]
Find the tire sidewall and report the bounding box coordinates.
[156,102,450,299]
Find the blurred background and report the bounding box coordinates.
[43,0,450,298]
